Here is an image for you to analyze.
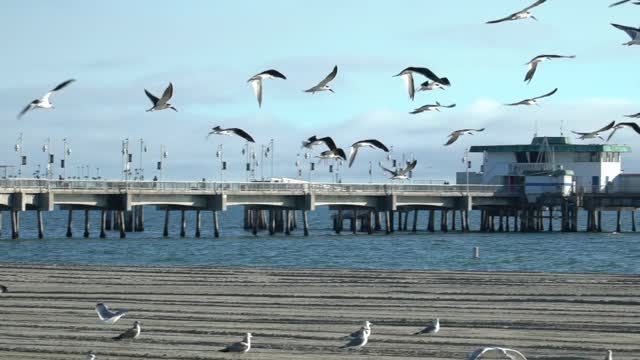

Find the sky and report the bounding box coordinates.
[1,0,640,183]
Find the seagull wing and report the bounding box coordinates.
[486,14,516,24]
[262,69,287,79]
[595,120,616,133]
[610,0,633,7]
[336,148,347,161]
[250,79,263,108]
[95,303,116,320]
[379,162,397,176]
[51,79,76,93]
[348,146,359,168]
[399,160,417,175]
[401,73,415,100]
[414,324,435,335]
[505,99,528,106]
[467,347,495,360]
[230,128,255,143]
[445,132,462,146]
[409,67,442,83]
[442,103,456,108]
[612,23,640,39]
[619,122,640,134]
[521,0,546,12]
[224,340,250,352]
[524,61,539,83]
[158,82,174,106]
[503,348,528,360]
[319,136,338,151]
[113,326,137,340]
[317,65,338,87]
[17,100,38,119]
[624,112,640,118]
[362,139,390,152]
[571,130,591,136]
[607,128,619,142]
[532,88,558,100]
[144,89,159,106]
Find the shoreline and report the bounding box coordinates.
[0,264,638,359]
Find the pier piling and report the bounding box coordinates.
[37,210,44,239]
[180,210,186,238]
[118,211,126,238]
[195,210,201,238]
[163,210,170,237]
[66,209,73,238]
[302,210,309,236]
[100,210,107,238]
[83,210,90,238]
[213,210,220,238]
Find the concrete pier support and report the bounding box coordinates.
[284,210,291,235]
[351,210,357,234]
[302,210,309,236]
[375,212,382,231]
[632,210,637,232]
[597,211,603,232]
[100,210,107,238]
[548,208,554,232]
[105,210,112,231]
[195,210,202,238]
[389,211,395,233]
[452,210,457,231]
[118,211,126,238]
[616,211,622,233]
[11,211,20,239]
[385,211,391,234]
[0,211,3,239]
[253,210,259,236]
[136,206,145,232]
[66,209,73,238]
[441,210,448,232]
[368,210,374,234]
[180,210,187,238]
[412,210,418,233]
[268,209,275,235]
[83,210,90,238]
[37,209,44,239]
[163,210,170,237]
[428,210,435,232]
[213,210,220,238]
[498,210,504,232]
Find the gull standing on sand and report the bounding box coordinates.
[524,55,575,83]
[219,332,252,353]
[571,121,616,140]
[304,65,338,93]
[410,102,456,114]
[610,0,640,6]
[394,67,451,101]
[611,23,640,46]
[340,327,369,349]
[208,126,256,143]
[414,318,440,335]
[17,79,75,119]
[486,0,547,24]
[247,69,286,108]
[346,321,372,339]
[445,128,485,146]
[506,88,557,106]
[95,303,129,324]
[113,320,141,341]
[348,140,389,167]
[467,346,528,360]
[85,351,96,360]
[379,160,417,180]
[607,122,640,141]
[605,349,613,360]
[145,83,177,112]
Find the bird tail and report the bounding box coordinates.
[413,331,421,335]
[439,77,451,86]
[112,335,123,341]
[219,349,230,352]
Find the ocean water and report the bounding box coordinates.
[1,207,639,274]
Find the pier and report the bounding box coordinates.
[1,179,639,238]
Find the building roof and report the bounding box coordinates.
[470,137,632,153]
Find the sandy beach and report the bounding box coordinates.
[0,263,638,359]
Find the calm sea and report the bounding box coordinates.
[1,207,638,274]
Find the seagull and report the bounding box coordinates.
[219,332,252,353]
[17,79,75,119]
[506,88,557,106]
[414,318,440,335]
[304,65,338,93]
[625,112,640,118]
[340,327,369,349]
[247,69,286,108]
[607,122,640,141]
[467,347,528,360]
[394,67,451,101]
[113,320,141,341]
[379,159,417,180]
[611,23,640,46]
[145,83,177,112]
[317,148,347,161]
[208,126,255,143]
[605,349,613,360]
[302,136,338,150]
[445,128,485,146]
[410,102,456,114]
[85,351,96,360]
[95,303,129,324]
[346,321,372,339]
[524,55,576,83]
[610,0,640,7]
[348,140,390,167]
[0,285,6,293]
[572,121,616,140]
[486,0,546,24]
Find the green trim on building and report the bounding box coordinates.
[470,137,631,153]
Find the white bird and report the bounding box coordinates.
[145,83,177,112]
[379,159,417,180]
[113,320,141,341]
[572,121,616,140]
[348,140,390,167]
[317,148,347,161]
[219,332,252,353]
[208,126,255,143]
[506,88,557,106]
[394,67,451,101]
[610,0,640,7]
[17,79,75,119]
[346,321,372,339]
[445,128,485,146]
[414,318,440,335]
[605,349,613,360]
[486,0,546,24]
[524,55,575,83]
[95,303,129,324]
[611,23,640,46]
[467,346,528,360]
[410,102,456,114]
[340,327,369,349]
[85,351,96,360]
[304,65,338,93]
[247,69,286,108]
[607,122,640,141]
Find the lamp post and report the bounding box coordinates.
[216,144,224,183]
[62,138,71,180]
[158,144,168,181]
[15,133,24,178]
[121,138,130,181]
[139,138,147,180]
[464,148,471,211]
[42,137,52,180]
[269,138,274,179]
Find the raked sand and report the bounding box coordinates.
[0,263,638,359]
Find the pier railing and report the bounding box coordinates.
[0,179,522,195]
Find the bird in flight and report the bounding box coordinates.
[506,88,558,106]
[302,136,338,150]
[113,320,141,341]
[304,65,338,93]
[394,67,451,101]
[466,346,528,360]
[486,0,547,24]
[524,55,575,83]
[611,23,640,46]
[571,121,616,140]
[410,102,456,114]
[348,140,389,167]
[445,129,485,146]
[625,112,640,118]
[95,303,129,324]
[607,122,640,141]
[219,333,252,353]
[208,126,255,143]
[379,159,417,180]
[247,69,286,108]
[145,83,177,112]
[414,318,440,335]
[609,0,640,7]
[17,79,75,119]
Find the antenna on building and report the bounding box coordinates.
[534,118,539,137]
[560,119,564,136]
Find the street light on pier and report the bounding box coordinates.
[15,133,24,178]
[42,137,53,180]
[216,144,225,183]
[138,138,147,180]
[62,139,71,180]
[158,144,168,181]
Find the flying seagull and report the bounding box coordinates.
[524,55,576,83]
[219,332,252,353]
[445,128,485,146]
[605,349,613,360]
[113,320,141,341]
[302,135,339,150]
[348,140,390,167]
[340,327,369,349]
[610,0,640,7]
[247,69,286,108]
[571,121,616,140]
[394,67,451,101]
[345,321,372,339]
[208,126,255,143]
[145,83,177,112]
[410,102,456,114]
[17,79,75,119]
[486,0,546,24]
[607,122,640,141]
[379,159,417,180]
[506,88,558,106]
[0,285,7,293]
[86,351,96,360]
[95,303,129,324]
[625,112,640,118]
[414,318,440,335]
[305,65,338,93]
[467,347,528,360]
[611,23,640,46]
[317,148,347,161]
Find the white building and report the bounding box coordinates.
[460,136,631,194]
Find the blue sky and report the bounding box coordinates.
[2,0,640,182]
